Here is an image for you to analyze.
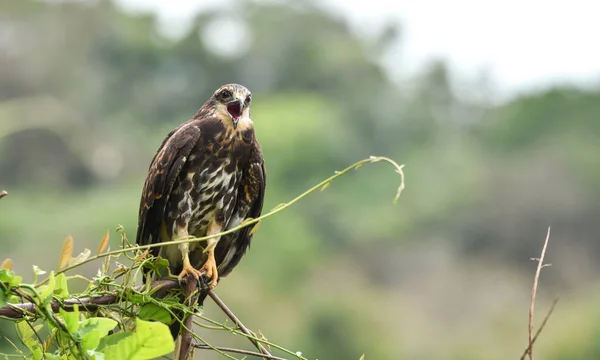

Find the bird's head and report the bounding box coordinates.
[212,83,252,130]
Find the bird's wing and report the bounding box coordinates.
[218,139,266,274]
[249,144,267,228]
[136,120,202,257]
[242,139,266,248]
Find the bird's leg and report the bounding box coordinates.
[199,221,222,288]
[176,227,203,282]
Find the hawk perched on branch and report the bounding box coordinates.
[136,83,266,333]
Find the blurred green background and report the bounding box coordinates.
[1,0,600,359]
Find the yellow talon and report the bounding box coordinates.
[199,251,219,288]
[177,256,203,282]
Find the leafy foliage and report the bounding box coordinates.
[0,242,176,360]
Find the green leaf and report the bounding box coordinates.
[69,249,91,267]
[16,321,42,351]
[97,332,133,351]
[102,319,175,360]
[86,350,105,360]
[16,321,34,344]
[155,258,169,269]
[54,273,69,299]
[138,303,172,324]
[143,257,169,271]
[32,265,47,276]
[39,271,56,303]
[31,344,43,360]
[59,305,80,334]
[0,268,22,287]
[44,354,64,360]
[79,317,118,352]
[0,288,6,307]
[127,294,144,304]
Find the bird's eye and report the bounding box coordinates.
[218,90,232,101]
[244,94,252,106]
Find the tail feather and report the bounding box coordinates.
[172,288,209,360]
[169,289,209,339]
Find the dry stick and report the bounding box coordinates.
[193,344,287,360]
[519,296,559,360]
[207,289,272,358]
[527,227,551,360]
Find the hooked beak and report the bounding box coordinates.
[226,98,244,128]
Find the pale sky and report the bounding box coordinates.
[118,0,600,100]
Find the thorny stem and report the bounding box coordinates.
[36,156,405,286]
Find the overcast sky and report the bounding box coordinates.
[118,0,600,100]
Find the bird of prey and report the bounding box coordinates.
[135,83,266,335]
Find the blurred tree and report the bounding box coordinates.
[2,0,600,359]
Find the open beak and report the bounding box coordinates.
[226,98,244,128]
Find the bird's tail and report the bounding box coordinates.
[169,306,184,339]
[169,289,209,339]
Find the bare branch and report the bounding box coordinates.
[207,289,273,359]
[527,227,551,360]
[520,296,559,360]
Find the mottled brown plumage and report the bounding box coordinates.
[135,84,266,340]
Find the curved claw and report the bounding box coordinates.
[197,276,208,291]
[199,256,219,289]
[177,263,203,283]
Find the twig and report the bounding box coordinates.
[0,190,7,200]
[519,296,559,360]
[527,227,551,360]
[24,319,45,353]
[193,344,287,360]
[207,289,272,358]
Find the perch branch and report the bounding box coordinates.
[207,289,273,358]
[178,276,200,360]
[0,279,178,318]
